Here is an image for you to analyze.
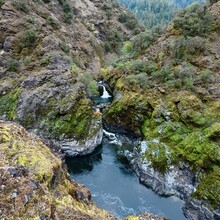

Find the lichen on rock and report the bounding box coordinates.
[0,120,115,219]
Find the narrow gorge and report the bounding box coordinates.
[0,0,220,219]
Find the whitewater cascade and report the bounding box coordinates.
[101,85,111,98]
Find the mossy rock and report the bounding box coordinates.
[174,123,220,169]
[0,121,61,186]
[193,166,220,209]
[0,120,115,219]
[143,141,170,174]
[0,89,21,120]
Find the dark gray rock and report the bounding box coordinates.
[183,198,220,220]
[3,36,17,52]
[124,140,219,220]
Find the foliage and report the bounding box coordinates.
[171,36,206,61]
[6,58,19,72]
[144,142,170,174]
[193,166,220,209]
[57,1,73,24]
[0,90,21,120]
[64,13,73,24]
[20,30,38,48]
[12,1,29,13]
[104,28,123,52]
[46,16,58,27]
[60,42,70,53]
[63,2,71,13]
[104,42,112,53]
[125,73,149,89]
[130,30,158,53]
[173,3,219,37]
[151,66,174,82]
[26,16,36,24]
[78,72,99,97]
[0,0,5,7]
[121,41,133,55]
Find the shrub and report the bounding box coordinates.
[125,18,138,30]
[6,58,19,72]
[131,31,156,53]
[47,16,57,27]
[175,64,197,79]
[118,13,127,23]
[105,28,123,52]
[64,13,73,24]
[144,142,169,174]
[20,30,38,48]
[199,69,213,83]
[131,60,158,75]
[26,16,36,24]
[173,3,218,37]
[60,42,70,53]
[183,77,194,89]
[40,53,52,66]
[12,1,29,12]
[0,0,5,7]
[63,2,71,13]
[70,64,80,73]
[172,36,206,61]
[125,73,149,89]
[129,60,152,75]
[23,56,32,66]
[151,66,174,82]
[78,72,99,97]
[104,42,112,53]
[121,41,133,55]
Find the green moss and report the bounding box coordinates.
[175,125,220,169]
[47,99,92,140]
[193,166,220,209]
[144,142,170,174]
[0,89,21,120]
[0,124,61,187]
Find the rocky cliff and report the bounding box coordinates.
[0,0,142,155]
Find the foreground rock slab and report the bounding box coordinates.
[0,120,116,220]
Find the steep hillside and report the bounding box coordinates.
[102,1,220,219]
[0,0,141,155]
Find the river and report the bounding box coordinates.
[66,139,187,219]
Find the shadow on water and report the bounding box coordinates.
[66,141,187,220]
[66,145,103,174]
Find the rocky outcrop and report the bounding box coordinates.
[183,198,220,220]
[0,120,116,219]
[125,141,195,200]
[60,118,103,156]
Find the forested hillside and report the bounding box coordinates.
[118,0,205,29]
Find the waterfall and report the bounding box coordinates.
[0,50,4,55]
[101,85,111,98]
[103,129,117,141]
